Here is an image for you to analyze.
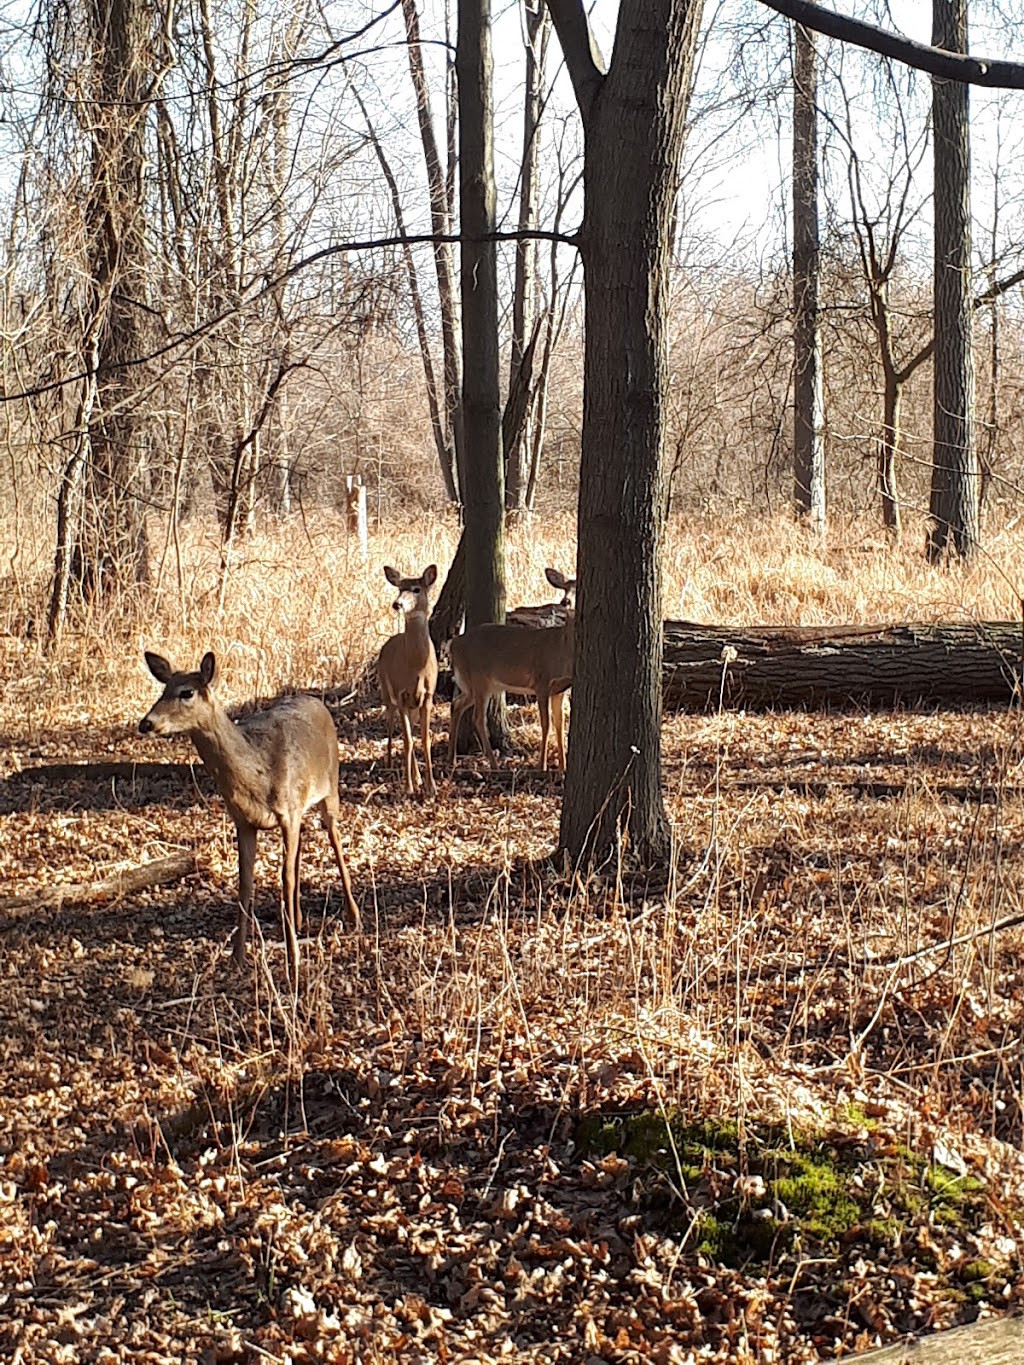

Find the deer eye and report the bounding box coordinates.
[178,688,195,701]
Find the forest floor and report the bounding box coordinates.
[4,514,1024,1362]
[4,671,1024,1363]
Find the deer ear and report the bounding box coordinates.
[199,652,216,686]
[144,651,173,684]
[423,564,438,587]
[545,567,568,590]
[384,565,402,587]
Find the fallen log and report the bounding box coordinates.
[854,1312,1024,1362]
[0,851,197,921]
[445,615,1023,711]
[664,620,1023,710]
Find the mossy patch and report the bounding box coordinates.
[576,1110,992,1272]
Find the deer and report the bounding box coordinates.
[377,564,439,798]
[449,567,576,774]
[139,651,361,980]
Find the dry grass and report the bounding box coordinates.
[3,509,1024,1361]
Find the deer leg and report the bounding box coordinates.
[552,689,568,771]
[399,706,419,794]
[474,695,498,770]
[233,822,257,967]
[386,705,394,767]
[537,692,551,771]
[420,696,436,798]
[322,799,361,931]
[281,816,301,985]
[449,689,473,768]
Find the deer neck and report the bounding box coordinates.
[402,608,433,666]
[189,702,267,813]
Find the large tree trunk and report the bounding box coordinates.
[67,0,153,607]
[792,22,826,531]
[458,0,505,631]
[927,0,978,562]
[661,620,1022,710]
[549,0,704,871]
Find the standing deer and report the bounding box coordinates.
[449,567,575,773]
[377,564,439,798]
[139,651,360,979]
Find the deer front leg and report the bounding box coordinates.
[420,697,436,798]
[400,707,419,794]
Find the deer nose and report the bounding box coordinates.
[139,717,153,734]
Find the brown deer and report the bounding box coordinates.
[377,564,439,798]
[139,652,360,979]
[449,567,575,773]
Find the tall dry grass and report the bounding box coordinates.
[2,506,1024,738]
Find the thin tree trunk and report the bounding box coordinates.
[792,22,826,531]
[506,1,549,518]
[879,374,902,539]
[402,0,465,499]
[351,83,458,503]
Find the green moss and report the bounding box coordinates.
[575,1107,993,1272]
[962,1258,995,1283]
[771,1150,862,1244]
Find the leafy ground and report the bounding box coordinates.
[4,516,1024,1362]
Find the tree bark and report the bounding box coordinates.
[458,0,505,631]
[792,23,826,531]
[70,0,154,602]
[661,620,1022,710]
[548,0,704,871]
[927,0,978,562]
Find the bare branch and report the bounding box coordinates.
[757,0,1024,89]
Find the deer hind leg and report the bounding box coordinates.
[449,687,474,769]
[420,696,436,798]
[280,815,302,984]
[321,796,361,931]
[233,822,258,968]
[552,689,569,771]
[537,692,552,771]
[385,703,395,767]
[473,694,498,770]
